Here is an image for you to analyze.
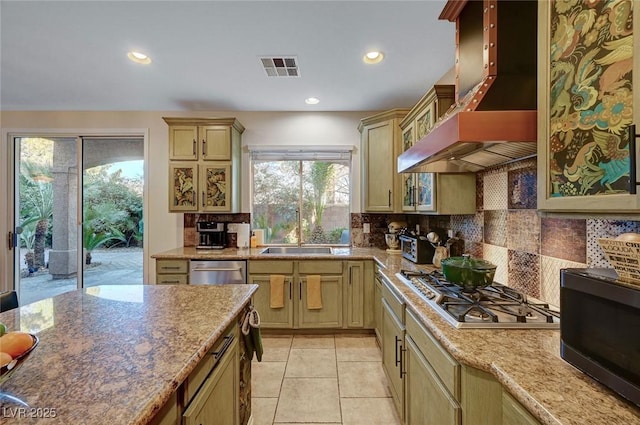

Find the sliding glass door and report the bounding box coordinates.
[11,135,144,305]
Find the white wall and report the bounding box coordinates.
[1,110,374,286]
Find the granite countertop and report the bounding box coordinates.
[151,246,640,424]
[0,284,257,424]
[151,246,378,260]
[373,253,640,425]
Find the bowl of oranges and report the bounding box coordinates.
[0,323,39,385]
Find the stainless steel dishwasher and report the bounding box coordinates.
[189,260,247,284]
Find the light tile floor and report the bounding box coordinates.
[251,334,402,425]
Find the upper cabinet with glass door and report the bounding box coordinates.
[164,117,244,213]
[537,1,640,213]
[399,85,474,214]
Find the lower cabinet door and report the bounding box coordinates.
[374,274,383,347]
[405,336,461,425]
[381,300,404,418]
[183,338,239,425]
[249,274,295,328]
[298,275,343,328]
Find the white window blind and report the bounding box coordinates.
[248,145,353,161]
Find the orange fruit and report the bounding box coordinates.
[0,352,12,368]
[0,331,34,358]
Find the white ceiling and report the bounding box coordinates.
[0,1,455,112]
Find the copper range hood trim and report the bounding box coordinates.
[397,0,538,173]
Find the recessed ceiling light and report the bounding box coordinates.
[305,97,320,105]
[363,51,384,64]
[127,51,151,65]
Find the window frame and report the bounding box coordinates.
[249,146,353,247]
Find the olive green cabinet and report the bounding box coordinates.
[537,1,640,213]
[373,266,384,347]
[405,308,461,425]
[155,259,189,284]
[150,323,240,425]
[249,259,373,330]
[344,260,374,329]
[249,260,345,329]
[182,332,239,425]
[164,117,243,213]
[405,337,461,425]
[248,261,295,328]
[381,278,405,420]
[502,390,541,425]
[359,109,410,212]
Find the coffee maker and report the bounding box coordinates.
[196,221,226,249]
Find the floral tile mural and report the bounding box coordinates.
[548,0,633,197]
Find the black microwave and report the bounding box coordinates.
[560,268,640,407]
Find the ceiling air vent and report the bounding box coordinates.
[260,56,300,77]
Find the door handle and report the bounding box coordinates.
[399,343,406,378]
[202,191,206,207]
[7,227,22,250]
[299,280,302,300]
[192,139,196,156]
[289,281,292,300]
[395,336,401,367]
[202,139,206,156]
[628,124,639,194]
[388,189,392,207]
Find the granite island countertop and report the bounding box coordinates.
[0,284,257,424]
[152,246,640,424]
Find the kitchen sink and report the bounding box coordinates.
[259,247,333,255]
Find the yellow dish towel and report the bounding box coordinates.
[306,275,323,310]
[269,275,285,309]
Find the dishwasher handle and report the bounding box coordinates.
[191,267,243,272]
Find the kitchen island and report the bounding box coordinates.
[0,284,257,424]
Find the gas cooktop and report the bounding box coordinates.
[396,270,560,329]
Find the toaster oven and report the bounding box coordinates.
[399,235,434,264]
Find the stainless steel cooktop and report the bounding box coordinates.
[397,270,560,329]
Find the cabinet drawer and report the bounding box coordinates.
[502,390,540,425]
[298,260,343,274]
[406,308,459,399]
[156,274,188,285]
[183,324,238,405]
[156,260,188,274]
[249,260,294,274]
[381,278,405,323]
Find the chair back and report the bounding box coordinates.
[0,291,19,312]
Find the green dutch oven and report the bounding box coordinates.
[441,254,497,291]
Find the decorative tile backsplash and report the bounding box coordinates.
[349,157,639,308]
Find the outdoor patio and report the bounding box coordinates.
[19,247,143,305]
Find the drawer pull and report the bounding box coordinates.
[212,334,234,361]
[162,266,181,270]
[163,280,180,284]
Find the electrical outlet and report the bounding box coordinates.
[363,223,370,234]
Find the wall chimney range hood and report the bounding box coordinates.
[398,0,538,173]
